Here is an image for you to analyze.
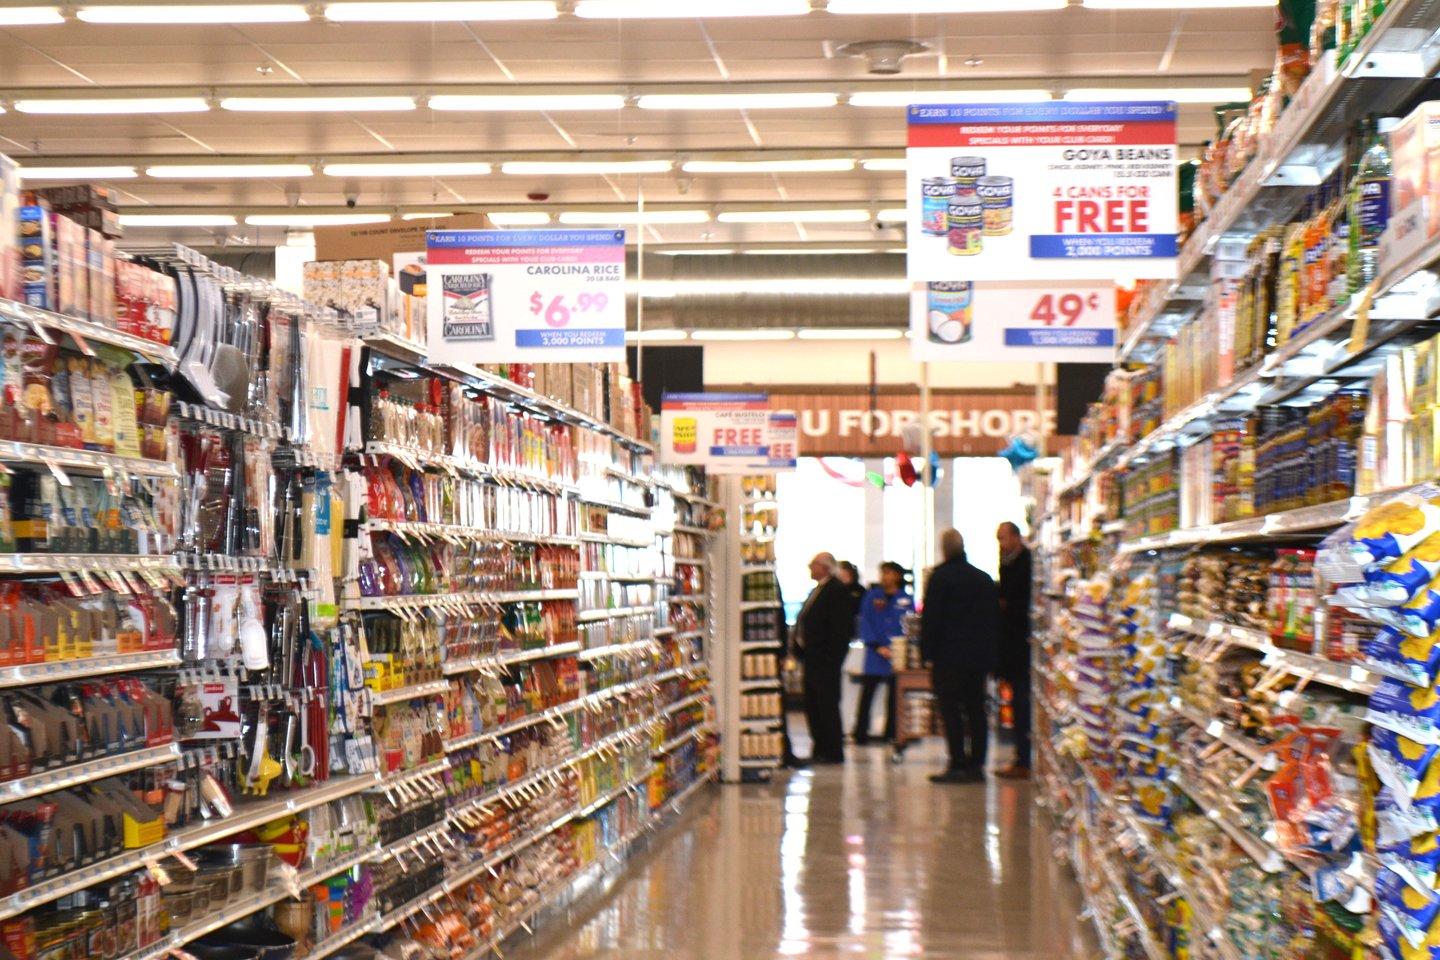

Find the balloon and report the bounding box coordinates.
[998,437,1039,471]
[866,471,887,488]
[896,450,918,487]
[928,451,942,486]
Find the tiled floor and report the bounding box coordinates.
[507,728,1100,960]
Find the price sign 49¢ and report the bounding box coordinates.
[910,279,1117,363]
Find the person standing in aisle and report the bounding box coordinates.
[793,551,854,765]
[920,529,1000,783]
[994,522,1034,780]
[836,560,866,614]
[852,562,912,745]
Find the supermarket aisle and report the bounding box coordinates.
[507,744,1098,960]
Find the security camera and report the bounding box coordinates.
[345,192,359,209]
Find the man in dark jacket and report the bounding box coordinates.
[793,551,854,765]
[920,529,1000,783]
[995,522,1033,780]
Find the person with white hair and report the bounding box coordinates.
[920,529,1001,783]
[791,550,854,765]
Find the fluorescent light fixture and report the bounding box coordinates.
[558,210,709,225]
[430,94,625,112]
[501,160,673,175]
[1083,0,1274,6]
[638,93,838,111]
[1065,87,1251,103]
[576,0,808,17]
[649,279,908,295]
[14,97,209,115]
[401,212,453,220]
[828,0,1065,10]
[221,96,416,112]
[146,163,313,179]
[656,248,735,256]
[850,89,1052,107]
[323,161,492,177]
[681,159,854,174]
[742,248,883,255]
[325,1,557,20]
[0,7,63,25]
[486,212,554,226]
[77,4,309,23]
[119,214,239,227]
[18,166,138,180]
[876,208,906,221]
[796,328,904,340]
[626,329,690,342]
[861,158,907,171]
[244,213,392,226]
[717,209,870,223]
[690,329,797,341]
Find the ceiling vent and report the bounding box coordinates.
[834,39,929,76]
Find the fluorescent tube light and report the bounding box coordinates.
[656,249,735,256]
[876,208,907,221]
[221,96,416,112]
[576,0,808,17]
[77,4,309,23]
[146,164,313,179]
[797,328,904,340]
[689,329,797,341]
[0,7,63,24]
[860,158,907,171]
[487,212,554,226]
[323,161,492,177]
[18,166,138,180]
[401,212,453,220]
[681,159,854,174]
[1064,87,1251,103]
[325,1,557,20]
[850,89,1051,107]
[626,329,690,342]
[653,279,909,295]
[15,97,209,114]
[558,210,709,225]
[502,160,673,175]
[1084,0,1274,7]
[244,213,392,226]
[828,0,1065,10]
[430,94,625,111]
[119,214,239,227]
[717,209,870,223]
[638,93,838,111]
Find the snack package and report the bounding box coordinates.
[1370,679,1440,745]
[1348,494,1440,570]
[1374,727,1440,803]
[1379,865,1440,950]
[1367,627,1440,688]
[1382,831,1440,897]
[1382,903,1440,959]
[1342,535,1440,607]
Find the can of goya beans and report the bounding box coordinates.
[947,197,983,256]
[949,156,986,196]
[920,177,958,236]
[976,175,1014,236]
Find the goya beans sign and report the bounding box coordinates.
[906,101,1179,282]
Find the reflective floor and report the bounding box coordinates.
[507,725,1100,960]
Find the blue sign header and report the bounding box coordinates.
[907,101,1177,124]
[427,229,625,247]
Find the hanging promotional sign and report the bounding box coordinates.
[425,229,626,364]
[909,279,1117,362]
[660,393,797,473]
[906,101,1179,282]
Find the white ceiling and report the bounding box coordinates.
[0,2,1277,249]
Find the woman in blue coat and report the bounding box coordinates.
[852,562,913,745]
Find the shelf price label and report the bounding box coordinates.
[910,280,1117,362]
[427,230,626,363]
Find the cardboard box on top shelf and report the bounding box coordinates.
[1387,102,1440,235]
[18,205,53,310]
[314,213,494,262]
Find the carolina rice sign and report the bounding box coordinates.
[727,387,1058,457]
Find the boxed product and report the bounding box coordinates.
[0,154,17,304]
[303,259,391,327]
[1388,101,1440,231]
[17,206,52,310]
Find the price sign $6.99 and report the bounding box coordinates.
[528,291,610,328]
[1028,291,1104,327]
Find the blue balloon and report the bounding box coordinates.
[927,451,943,487]
[998,437,1039,471]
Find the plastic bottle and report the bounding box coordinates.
[1348,114,1393,293]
